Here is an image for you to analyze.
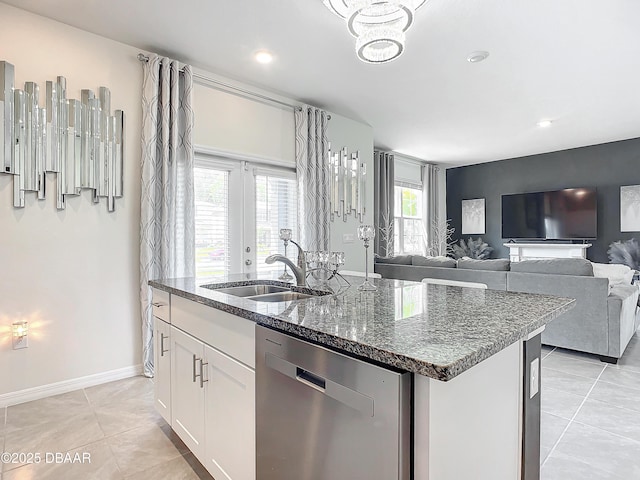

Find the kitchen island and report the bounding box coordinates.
[150,274,574,480]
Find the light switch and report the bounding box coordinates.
[343,233,355,243]
[530,357,539,399]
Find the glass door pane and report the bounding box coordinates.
[254,173,298,276]
[194,166,230,277]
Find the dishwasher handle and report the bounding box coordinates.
[264,352,374,416]
[296,367,326,392]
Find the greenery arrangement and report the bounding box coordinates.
[608,238,640,270]
[451,237,494,260]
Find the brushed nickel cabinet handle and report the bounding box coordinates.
[199,359,209,388]
[192,354,199,383]
[160,333,169,357]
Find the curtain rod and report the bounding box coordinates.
[384,150,439,169]
[137,53,330,119]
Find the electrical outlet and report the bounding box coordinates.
[343,233,355,243]
[13,335,28,350]
[530,357,539,398]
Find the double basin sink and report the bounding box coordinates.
[208,283,324,303]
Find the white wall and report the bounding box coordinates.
[327,113,375,272]
[0,4,142,398]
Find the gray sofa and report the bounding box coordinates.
[375,256,640,363]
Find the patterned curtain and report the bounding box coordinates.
[374,150,395,257]
[295,105,330,251]
[422,163,440,255]
[140,55,195,377]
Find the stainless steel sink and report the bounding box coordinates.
[214,284,291,297]
[206,281,327,302]
[245,291,313,302]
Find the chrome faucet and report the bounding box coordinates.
[265,240,306,287]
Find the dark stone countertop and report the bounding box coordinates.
[149,273,574,381]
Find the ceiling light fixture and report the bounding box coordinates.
[254,50,274,64]
[323,0,427,64]
[537,120,553,128]
[467,51,490,63]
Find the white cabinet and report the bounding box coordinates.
[153,317,172,423]
[170,326,207,459]
[154,293,256,480]
[203,343,255,480]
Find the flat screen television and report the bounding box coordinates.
[502,188,597,240]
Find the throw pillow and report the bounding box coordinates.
[457,258,510,271]
[591,262,634,287]
[510,258,594,276]
[412,256,457,268]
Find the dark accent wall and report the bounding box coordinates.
[446,138,640,263]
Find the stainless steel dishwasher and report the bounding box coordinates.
[256,325,411,480]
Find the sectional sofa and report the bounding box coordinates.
[374,256,640,363]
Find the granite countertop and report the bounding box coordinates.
[150,274,575,381]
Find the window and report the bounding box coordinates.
[394,184,424,255]
[194,153,297,276]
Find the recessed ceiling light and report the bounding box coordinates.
[254,50,273,64]
[537,120,553,128]
[467,51,489,63]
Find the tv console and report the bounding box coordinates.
[503,242,592,262]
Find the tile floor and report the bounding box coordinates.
[540,333,640,479]
[0,377,213,480]
[1,335,639,480]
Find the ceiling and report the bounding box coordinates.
[4,0,640,166]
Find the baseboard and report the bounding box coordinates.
[0,364,143,407]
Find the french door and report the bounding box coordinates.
[194,153,298,276]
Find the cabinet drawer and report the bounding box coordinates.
[152,288,171,323]
[171,295,255,368]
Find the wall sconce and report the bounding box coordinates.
[12,321,28,349]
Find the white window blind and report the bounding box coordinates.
[255,172,298,275]
[194,166,230,277]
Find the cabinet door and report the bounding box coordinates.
[204,343,256,480]
[153,318,172,423]
[171,326,206,458]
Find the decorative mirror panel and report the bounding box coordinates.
[329,145,365,222]
[0,60,124,212]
